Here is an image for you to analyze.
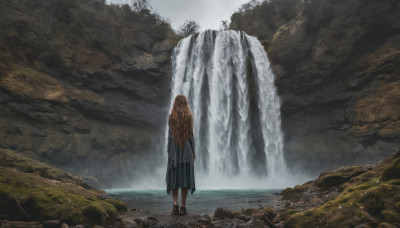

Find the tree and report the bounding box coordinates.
[178,20,200,37]
[239,0,261,12]
[130,0,151,15]
[219,20,229,31]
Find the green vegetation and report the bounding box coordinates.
[281,154,400,228]
[177,20,200,38]
[0,149,84,185]
[231,0,400,80]
[0,149,127,226]
[230,0,298,41]
[103,198,128,212]
[0,0,173,59]
[315,166,369,190]
[381,157,400,181]
[0,0,175,176]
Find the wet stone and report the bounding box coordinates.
[213,208,235,220]
[60,223,69,228]
[2,221,43,228]
[42,220,62,228]
[121,219,137,228]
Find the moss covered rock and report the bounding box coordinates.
[0,149,84,185]
[281,154,400,228]
[381,157,400,181]
[315,166,370,190]
[103,198,128,212]
[0,149,127,226]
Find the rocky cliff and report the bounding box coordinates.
[230,0,400,174]
[0,0,178,186]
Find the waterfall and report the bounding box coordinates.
[166,30,290,189]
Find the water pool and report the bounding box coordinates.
[105,189,281,215]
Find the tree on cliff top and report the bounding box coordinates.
[131,0,151,15]
[178,20,200,37]
[220,20,229,31]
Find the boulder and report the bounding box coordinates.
[213,208,235,220]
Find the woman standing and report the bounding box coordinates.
[166,94,196,216]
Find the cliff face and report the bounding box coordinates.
[230,0,400,174]
[0,0,177,186]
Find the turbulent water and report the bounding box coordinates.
[165,30,290,189]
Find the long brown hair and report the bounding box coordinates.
[169,94,193,149]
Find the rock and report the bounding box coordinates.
[242,218,270,228]
[315,165,369,190]
[119,210,272,228]
[236,214,251,222]
[310,197,321,205]
[252,213,274,227]
[1,221,43,228]
[42,220,62,228]
[230,0,400,174]
[381,156,400,181]
[0,150,126,227]
[0,0,177,188]
[147,216,158,222]
[213,208,235,220]
[121,219,137,228]
[60,223,69,228]
[133,217,160,227]
[142,219,159,228]
[280,155,400,227]
[197,215,212,225]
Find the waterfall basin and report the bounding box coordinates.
[104,189,281,215]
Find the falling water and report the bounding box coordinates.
[166,30,290,189]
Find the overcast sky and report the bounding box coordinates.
[107,0,250,31]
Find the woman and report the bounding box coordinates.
[166,94,196,216]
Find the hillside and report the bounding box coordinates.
[230,0,400,174]
[0,0,178,186]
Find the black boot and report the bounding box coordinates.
[171,204,179,215]
[179,206,187,216]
